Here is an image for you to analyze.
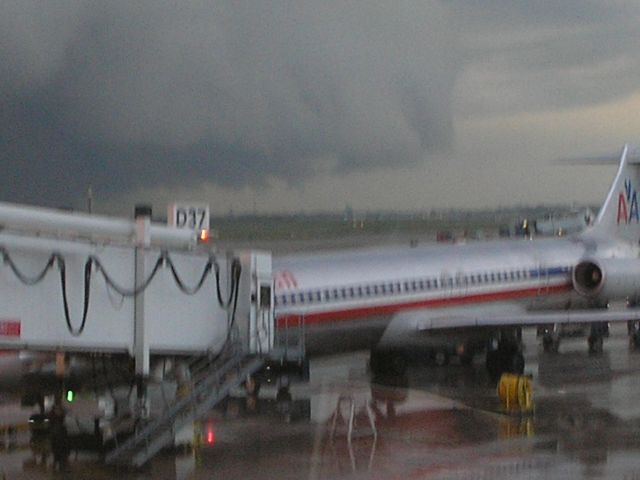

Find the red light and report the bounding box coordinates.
[206,423,215,445]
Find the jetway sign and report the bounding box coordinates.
[168,203,210,232]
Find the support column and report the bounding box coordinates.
[133,205,152,421]
[134,205,151,378]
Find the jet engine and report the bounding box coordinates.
[573,258,640,303]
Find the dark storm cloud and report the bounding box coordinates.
[0,1,458,208]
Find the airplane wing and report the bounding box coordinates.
[385,303,640,333]
[410,305,640,331]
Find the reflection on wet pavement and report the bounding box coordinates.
[4,324,640,478]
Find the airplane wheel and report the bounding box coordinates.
[629,328,640,350]
[369,349,383,375]
[370,349,407,376]
[542,335,559,353]
[509,352,525,375]
[388,352,408,376]
[588,335,603,354]
[628,319,640,350]
[433,350,449,367]
[460,349,474,366]
[485,350,502,380]
[486,348,524,380]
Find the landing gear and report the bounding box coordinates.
[542,333,560,353]
[433,349,450,367]
[588,322,608,354]
[628,321,640,349]
[369,346,453,376]
[369,348,408,376]
[276,376,292,422]
[459,348,475,366]
[485,329,524,381]
[538,324,560,353]
[486,348,524,380]
[587,335,603,354]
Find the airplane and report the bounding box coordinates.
[272,144,640,378]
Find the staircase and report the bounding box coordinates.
[105,348,264,467]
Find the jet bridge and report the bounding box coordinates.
[0,202,273,362]
[0,201,282,466]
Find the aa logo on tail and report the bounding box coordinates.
[617,178,640,224]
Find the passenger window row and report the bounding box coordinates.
[275,265,571,306]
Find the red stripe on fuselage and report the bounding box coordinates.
[276,283,571,327]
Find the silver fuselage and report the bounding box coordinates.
[273,235,629,354]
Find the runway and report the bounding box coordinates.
[3,323,640,479]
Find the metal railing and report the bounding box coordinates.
[105,347,264,467]
[273,314,306,362]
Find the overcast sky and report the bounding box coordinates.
[2,1,640,215]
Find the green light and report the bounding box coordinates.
[66,390,75,402]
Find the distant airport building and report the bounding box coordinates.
[500,208,594,238]
[534,208,594,236]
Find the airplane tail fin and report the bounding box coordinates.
[588,144,640,243]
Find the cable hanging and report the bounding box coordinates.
[2,245,244,338]
[0,246,60,285]
[207,258,243,363]
[213,257,241,309]
[90,253,166,297]
[229,258,241,327]
[164,254,214,295]
[0,246,91,336]
[57,256,93,337]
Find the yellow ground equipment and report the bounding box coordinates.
[497,373,533,413]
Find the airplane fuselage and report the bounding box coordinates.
[273,236,627,355]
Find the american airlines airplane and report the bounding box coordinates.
[273,144,640,377]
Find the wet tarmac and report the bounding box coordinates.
[3,324,640,479]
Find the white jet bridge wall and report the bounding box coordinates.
[144,249,232,354]
[0,232,234,355]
